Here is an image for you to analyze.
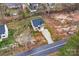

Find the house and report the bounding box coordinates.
[31,18,54,44]
[0,24,8,40]
[5,3,21,9]
[27,3,39,12]
[47,3,55,8]
[4,3,22,16]
[21,4,27,10]
[31,18,44,31]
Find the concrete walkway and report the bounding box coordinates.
[41,29,54,44]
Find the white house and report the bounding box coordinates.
[0,24,8,41]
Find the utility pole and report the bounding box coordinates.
[45,3,50,16]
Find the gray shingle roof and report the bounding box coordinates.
[32,18,44,27]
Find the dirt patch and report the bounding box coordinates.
[15,28,32,45]
[33,32,47,45]
[42,15,64,40]
[42,13,78,41]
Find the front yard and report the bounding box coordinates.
[0,15,44,55]
[0,29,15,49]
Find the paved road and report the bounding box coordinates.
[16,39,67,56]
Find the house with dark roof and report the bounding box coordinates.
[47,3,55,8]
[27,3,38,12]
[0,24,8,41]
[31,18,54,44]
[31,18,44,31]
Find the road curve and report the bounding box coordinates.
[16,39,67,56]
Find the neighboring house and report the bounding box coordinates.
[47,3,55,8]
[27,3,39,12]
[31,18,44,31]
[5,3,21,9]
[4,3,22,16]
[0,24,8,40]
[21,4,27,10]
[5,3,27,10]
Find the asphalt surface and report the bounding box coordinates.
[16,39,67,56]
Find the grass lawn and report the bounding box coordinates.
[0,29,15,48]
[59,32,79,55]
